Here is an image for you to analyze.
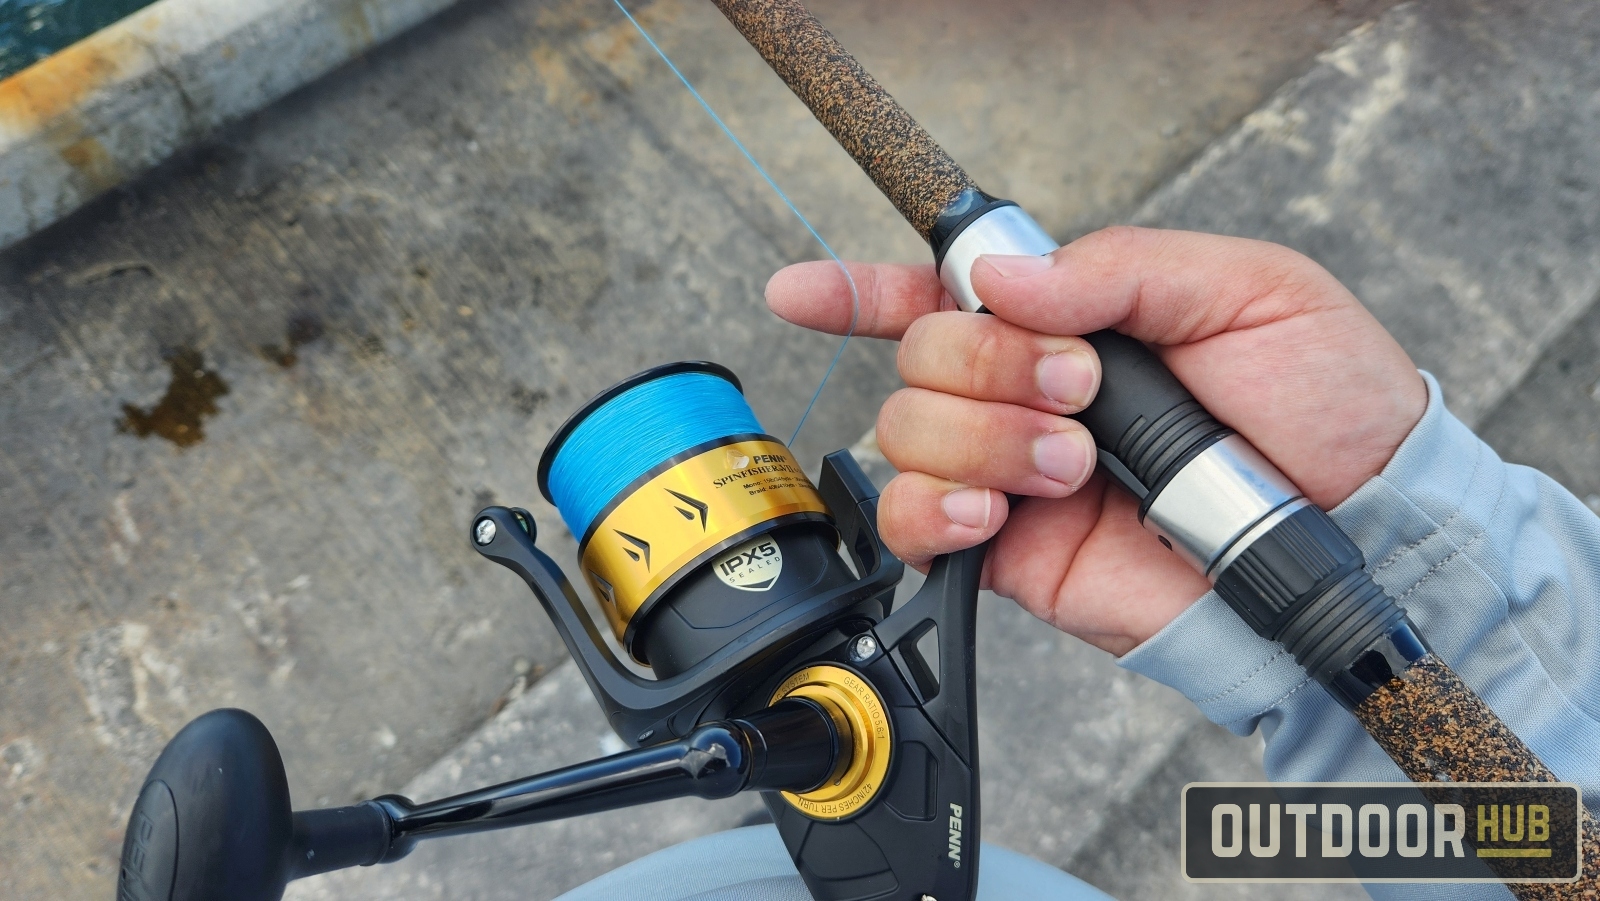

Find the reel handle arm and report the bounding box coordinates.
[117,701,843,901]
[287,804,391,878]
[372,697,844,858]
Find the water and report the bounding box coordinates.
[0,0,156,80]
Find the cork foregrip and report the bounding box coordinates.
[708,0,976,239]
[1357,654,1600,898]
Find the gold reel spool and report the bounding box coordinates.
[578,437,830,656]
[538,362,835,664]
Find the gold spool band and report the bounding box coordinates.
[771,665,892,820]
[579,437,831,652]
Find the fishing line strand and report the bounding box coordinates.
[609,0,859,447]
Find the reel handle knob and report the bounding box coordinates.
[117,709,391,901]
[118,709,294,901]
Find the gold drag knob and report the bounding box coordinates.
[770,664,891,820]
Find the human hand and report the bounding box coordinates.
[766,227,1426,656]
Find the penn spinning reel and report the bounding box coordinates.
[117,361,984,901]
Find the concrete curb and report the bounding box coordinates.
[0,0,465,249]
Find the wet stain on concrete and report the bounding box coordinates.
[510,382,548,416]
[259,312,326,367]
[117,347,229,447]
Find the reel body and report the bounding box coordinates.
[476,450,982,900]
[486,358,987,899]
[117,361,986,901]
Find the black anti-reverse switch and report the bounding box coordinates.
[933,202,1427,709]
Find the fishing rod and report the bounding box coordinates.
[701,0,1600,895]
[111,3,1595,901]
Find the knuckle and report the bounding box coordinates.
[860,264,885,334]
[1086,224,1145,255]
[875,389,919,457]
[963,323,1009,398]
[897,315,933,375]
[878,475,936,561]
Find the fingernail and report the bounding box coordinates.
[1034,430,1096,488]
[978,253,1054,278]
[941,487,992,529]
[1037,350,1098,408]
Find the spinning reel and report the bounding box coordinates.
[117,361,985,901]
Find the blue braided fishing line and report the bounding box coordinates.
[609,0,860,446]
[547,372,764,540]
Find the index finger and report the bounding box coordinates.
[764,260,948,339]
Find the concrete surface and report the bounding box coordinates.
[1479,297,1600,515]
[0,0,470,248]
[12,0,1600,899]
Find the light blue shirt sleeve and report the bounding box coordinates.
[1118,372,1600,901]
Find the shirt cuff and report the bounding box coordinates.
[1117,371,1477,733]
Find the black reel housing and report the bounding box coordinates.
[640,520,854,677]
[115,456,988,901]
[117,367,988,901]
[476,446,986,901]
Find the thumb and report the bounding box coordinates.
[969,226,1352,347]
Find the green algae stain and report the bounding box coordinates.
[118,347,229,447]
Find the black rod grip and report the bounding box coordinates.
[1076,332,1422,708]
[1078,331,1232,507]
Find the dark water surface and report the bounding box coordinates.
[0,0,157,79]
